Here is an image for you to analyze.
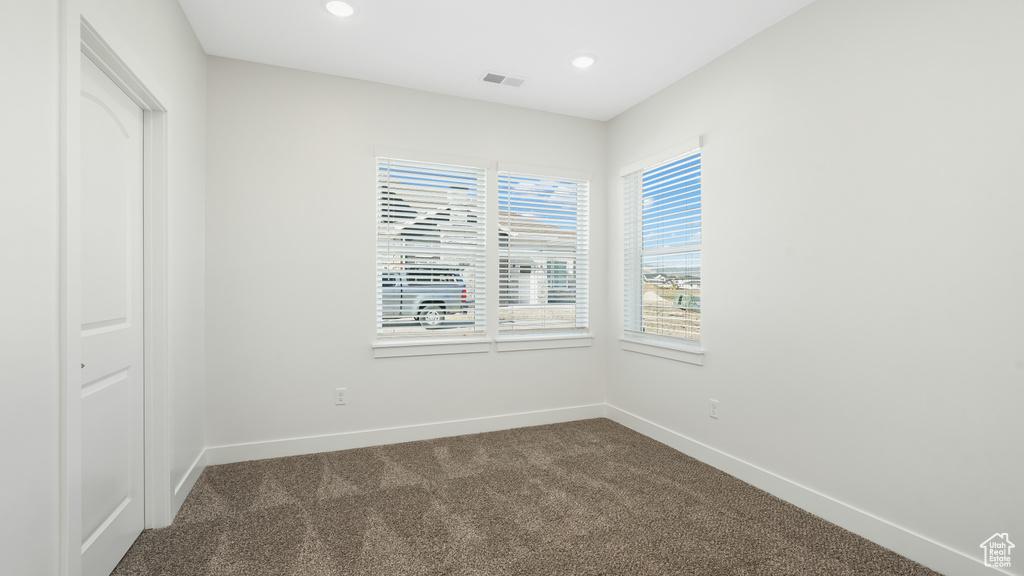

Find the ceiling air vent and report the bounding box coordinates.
[482,72,528,88]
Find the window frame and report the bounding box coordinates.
[372,149,489,356]
[620,138,705,365]
[496,165,591,338]
[371,151,593,358]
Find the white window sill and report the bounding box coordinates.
[373,333,594,358]
[619,336,704,365]
[495,333,593,352]
[372,337,491,359]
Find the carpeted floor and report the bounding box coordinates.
[112,418,943,575]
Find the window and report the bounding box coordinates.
[623,145,702,345]
[498,171,589,334]
[376,157,486,338]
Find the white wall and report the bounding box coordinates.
[8,1,1018,573]
[81,0,208,513]
[0,2,61,574]
[606,0,1023,574]
[0,4,206,570]
[205,57,607,452]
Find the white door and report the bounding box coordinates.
[79,53,145,576]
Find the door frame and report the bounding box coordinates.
[60,14,172,576]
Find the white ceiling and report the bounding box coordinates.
[177,0,817,121]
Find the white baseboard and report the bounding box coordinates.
[605,405,1004,576]
[172,449,207,517]
[205,404,607,466]
[190,403,1005,576]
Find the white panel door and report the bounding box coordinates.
[79,53,145,576]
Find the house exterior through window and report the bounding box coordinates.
[498,171,589,334]
[375,157,486,338]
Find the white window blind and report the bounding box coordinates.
[376,157,486,338]
[624,149,702,342]
[498,172,589,333]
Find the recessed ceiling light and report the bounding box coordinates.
[325,1,356,17]
[571,55,596,69]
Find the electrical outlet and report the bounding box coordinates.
[335,388,347,406]
[709,399,719,419]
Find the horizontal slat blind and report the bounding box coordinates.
[499,171,589,333]
[642,153,701,251]
[376,157,486,338]
[624,150,702,342]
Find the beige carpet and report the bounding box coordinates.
[112,418,942,575]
